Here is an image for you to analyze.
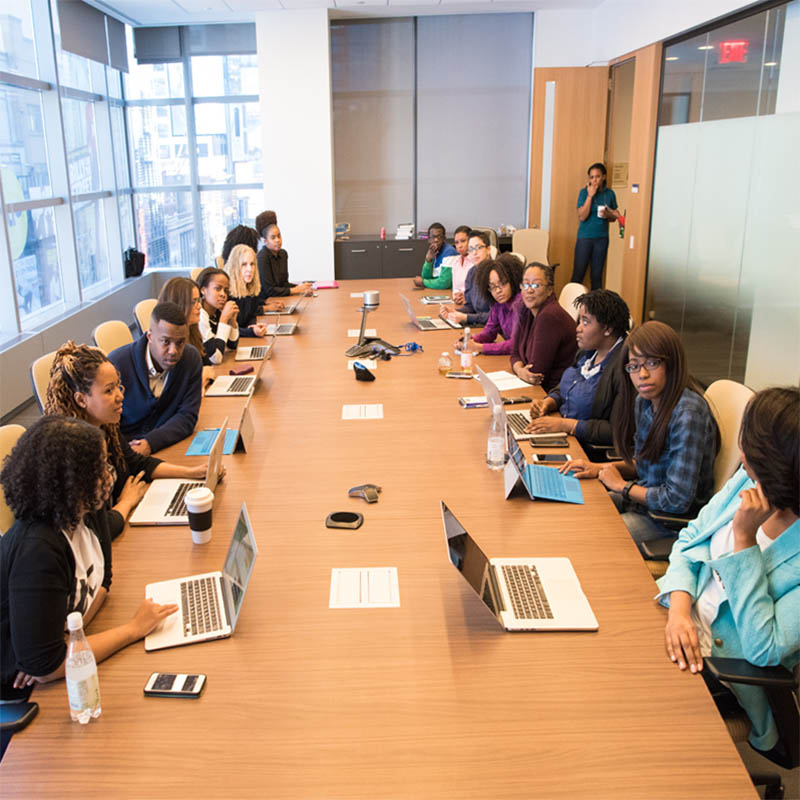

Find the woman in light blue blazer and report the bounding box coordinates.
[655,386,799,759]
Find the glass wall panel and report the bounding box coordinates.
[57,50,91,92]
[331,19,414,236]
[127,105,189,187]
[0,85,52,200]
[0,2,38,79]
[110,104,130,188]
[190,55,259,97]
[124,62,185,100]
[61,97,101,194]
[195,102,261,184]
[199,187,263,265]
[73,197,109,291]
[134,191,195,269]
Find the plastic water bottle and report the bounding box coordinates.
[65,611,101,724]
[460,328,473,375]
[486,404,506,470]
[438,352,452,376]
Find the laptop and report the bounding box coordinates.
[399,294,462,330]
[504,427,584,504]
[129,418,228,526]
[271,301,298,314]
[234,332,276,361]
[144,502,259,651]
[205,350,267,397]
[266,297,311,336]
[441,501,597,632]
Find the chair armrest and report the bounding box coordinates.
[640,534,678,560]
[647,510,691,531]
[705,657,796,689]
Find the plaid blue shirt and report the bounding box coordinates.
[635,388,716,514]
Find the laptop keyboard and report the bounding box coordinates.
[180,576,223,637]
[228,376,253,393]
[507,412,531,436]
[166,481,204,517]
[418,318,440,330]
[502,564,553,620]
[531,466,567,501]
[248,346,267,359]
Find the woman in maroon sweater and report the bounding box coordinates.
[510,263,577,391]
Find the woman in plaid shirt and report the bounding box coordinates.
[561,321,717,554]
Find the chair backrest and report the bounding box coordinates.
[30,351,56,413]
[134,298,157,335]
[509,252,526,264]
[190,267,203,281]
[703,379,755,493]
[558,282,586,321]
[511,228,550,266]
[0,424,25,534]
[470,226,498,249]
[92,320,134,355]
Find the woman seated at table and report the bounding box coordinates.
[196,267,241,365]
[439,230,494,327]
[455,254,523,357]
[655,386,799,765]
[560,320,717,551]
[509,262,577,391]
[44,342,208,539]
[442,225,473,303]
[524,289,629,455]
[255,210,312,300]
[224,245,271,337]
[0,416,177,701]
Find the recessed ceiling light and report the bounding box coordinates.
[665,56,679,61]
[697,45,714,51]
[764,61,778,67]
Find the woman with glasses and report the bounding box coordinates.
[524,289,629,455]
[439,230,494,327]
[509,263,577,391]
[561,321,717,552]
[456,255,524,356]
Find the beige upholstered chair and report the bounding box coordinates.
[134,298,157,334]
[190,267,203,281]
[558,282,586,321]
[470,226,498,249]
[512,228,550,266]
[92,320,134,355]
[0,424,25,534]
[30,351,57,413]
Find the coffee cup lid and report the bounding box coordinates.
[186,486,214,505]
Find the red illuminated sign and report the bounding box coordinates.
[719,40,749,63]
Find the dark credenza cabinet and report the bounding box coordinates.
[334,238,429,280]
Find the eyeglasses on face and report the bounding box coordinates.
[624,357,664,373]
[520,282,546,291]
[468,244,487,253]
[488,282,508,292]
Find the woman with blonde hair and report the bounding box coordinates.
[45,342,207,538]
[225,244,269,334]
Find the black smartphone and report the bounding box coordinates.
[0,702,39,733]
[144,673,206,698]
[532,453,572,463]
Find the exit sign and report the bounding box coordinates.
[719,40,749,63]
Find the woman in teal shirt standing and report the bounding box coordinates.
[571,163,621,290]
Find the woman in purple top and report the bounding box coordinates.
[510,263,578,391]
[457,255,524,356]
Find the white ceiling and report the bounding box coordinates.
[93,0,604,28]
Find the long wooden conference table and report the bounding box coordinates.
[2,279,756,798]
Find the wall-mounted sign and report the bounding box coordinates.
[611,162,629,188]
[719,40,749,64]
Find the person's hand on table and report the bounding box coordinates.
[220,300,239,326]
[597,463,627,493]
[13,670,46,689]
[665,592,703,674]
[453,290,465,306]
[513,363,543,385]
[264,298,285,312]
[290,282,313,296]
[131,599,179,639]
[251,323,268,337]
[527,397,556,421]
[525,415,569,434]
[186,463,210,480]
[558,458,599,479]
[129,439,152,457]
[118,470,148,509]
[732,482,773,551]
[413,276,424,288]
[470,340,484,354]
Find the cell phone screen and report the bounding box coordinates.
[534,454,570,463]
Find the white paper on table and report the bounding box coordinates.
[329,567,400,608]
[350,292,364,298]
[347,359,377,370]
[347,328,377,337]
[476,370,529,391]
[341,403,384,420]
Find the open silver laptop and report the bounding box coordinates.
[266,296,311,336]
[205,350,267,397]
[270,300,298,314]
[234,331,276,361]
[399,293,461,330]
[441,501,597,631]
[144,502,258,651]
[129,418,227,526]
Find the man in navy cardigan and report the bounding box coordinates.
[109,301,202,456]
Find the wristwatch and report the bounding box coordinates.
[622,480,637,501]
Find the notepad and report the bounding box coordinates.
[186,428,239,456]
[476,370,529,392]
[342,404,384,420]
[349,292,364,299]
[329,568,400,608]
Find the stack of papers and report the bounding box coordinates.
[421,295,451,304]
[476,370,529,391]
[395,223,414,240]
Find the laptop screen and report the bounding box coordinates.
[506,426,530,489]
[441,502,500,618]
[222,503,259,630]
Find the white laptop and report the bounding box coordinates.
[399,294,461,330]
[266,297,311,336]
[144,502,258,651]
[205,350,267,397]
[270,300,298,315]
[234,333,276,361]
[129,418,227,526]
[441,501,597,632]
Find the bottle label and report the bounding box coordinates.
[460,351,473,369]
[67,670,101,712]
[487,438,504,463]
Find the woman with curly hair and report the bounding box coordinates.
[45,342,207,538]
[0,416,177,700]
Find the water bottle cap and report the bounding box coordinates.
[67,611,84,631]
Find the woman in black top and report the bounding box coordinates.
[44,342,206,538]
[0,416,176,700]
[225,244,271,333]
[255,210,312,300]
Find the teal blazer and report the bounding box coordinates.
[656,466,800,750]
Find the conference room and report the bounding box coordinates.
[1,0,798,796]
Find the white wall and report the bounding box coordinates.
[532,9,591,68]
[255,9,335,282]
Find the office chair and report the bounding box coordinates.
[642,379,755,576]
[134,298,157,335]
[509,252,526,264]
[558,282,586,321]
[471,226,498,249]
[30,351,57,413]
[92,320,134,355]
[512,228,550,266]
[190,267,203,281]
[705,658,799,799]
[0,424,25,535]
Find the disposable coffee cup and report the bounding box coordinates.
[597,204,606,218]
[185,487,214,545]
